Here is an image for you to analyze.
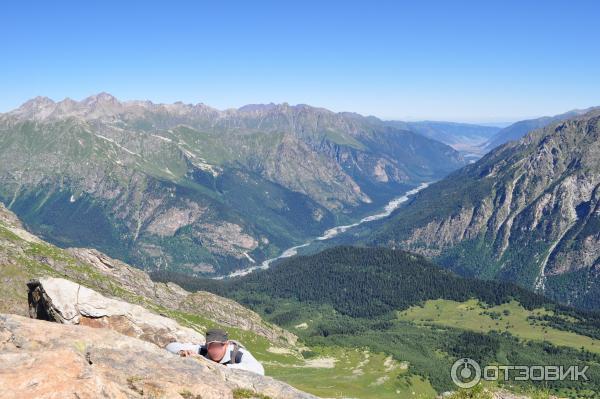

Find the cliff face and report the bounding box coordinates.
[0,94,465,276]
[371,110,600,310]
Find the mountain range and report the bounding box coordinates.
[0,93,466,276]
[1,94,597,310]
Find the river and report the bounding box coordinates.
[224,182,429,278]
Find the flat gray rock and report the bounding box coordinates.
[27,277,204,347]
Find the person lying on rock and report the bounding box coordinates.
[166,328,265,375]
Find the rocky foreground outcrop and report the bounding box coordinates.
[0,314,316,399]
[27,277,204,348]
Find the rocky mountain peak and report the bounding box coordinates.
[6,93,224,123]
[234,102,333,118]
[81,91,119,105]
[237,102,279,113]
[23,95,55,107]
[6,92,122,121]
[10,96,57,120]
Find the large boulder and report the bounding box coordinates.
[27,277,204,347]
[0,314,316,399]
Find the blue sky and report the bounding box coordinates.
[1,1,599,123]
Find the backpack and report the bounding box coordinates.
[199,340,244,364]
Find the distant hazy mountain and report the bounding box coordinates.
[388,120,500,157]
[483,107,598,150]
[368,109,600,310]
[0,93,465,276]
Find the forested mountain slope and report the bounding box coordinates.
[368,109,600,310]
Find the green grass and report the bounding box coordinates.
[323,128,366,150]
[0,225,24,241]
[267,345,436,399]
[446,384,493,399]
[122,300,436,398]
[398,299,600,353]
[232,388,272,399]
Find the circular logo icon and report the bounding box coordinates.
[451,358,481,388]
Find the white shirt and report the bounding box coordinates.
[219,343,265,376]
